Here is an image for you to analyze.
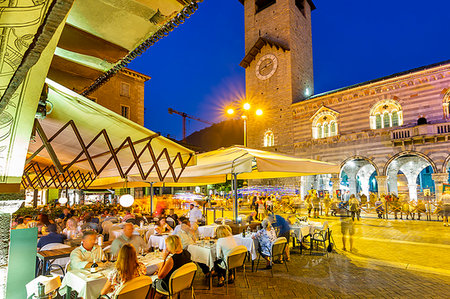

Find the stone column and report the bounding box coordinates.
[331,176,341,199]
[432,172,449,201]
[407,183,418,201]
[375,175,388,196]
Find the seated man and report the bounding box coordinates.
[37,224,66,251]
[58,208,72,221]
[110,223,147,257]
[70,230,105,270]
[175,223,196,249]
[173,216,187,234]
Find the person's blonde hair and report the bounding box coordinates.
[165,235,183,253]
[115,243,140,282]
[216,225,232,238]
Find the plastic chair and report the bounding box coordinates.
[99,275,152,299]
[225,245,249,294]
[310,221,330,257]
[155,262,197,299]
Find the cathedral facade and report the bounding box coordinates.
[240,0,450,201]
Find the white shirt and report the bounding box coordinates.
[70,245,105,270]
[216,236,238,268]
[189,207,203,223]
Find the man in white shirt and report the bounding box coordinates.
[189,204,203,224]
[110,223,147,256]
[175,223,196,249]
[70,231,105,270]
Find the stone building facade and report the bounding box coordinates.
[240,0,450,201]
[48,62,149,126]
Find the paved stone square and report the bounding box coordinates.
[185,215,450,298]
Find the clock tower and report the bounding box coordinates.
[239,0,315,153]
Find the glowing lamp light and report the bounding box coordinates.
[243,103,251,110]
[58,197,68,205]
[226,108,234,115]
[256,109,263,116]
[119,194,134,207]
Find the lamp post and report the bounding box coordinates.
[226,103,263,147]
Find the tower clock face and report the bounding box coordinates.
[255,54,278,80]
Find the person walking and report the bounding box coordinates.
[349,194,360,221]
[441,191,450,227]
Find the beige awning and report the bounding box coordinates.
[90,146,339,188]
[23,78,195,190]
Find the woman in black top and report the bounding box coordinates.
[153,235,191,292]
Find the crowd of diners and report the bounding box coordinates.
[12,202,292,298]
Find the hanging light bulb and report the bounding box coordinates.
[58,197,68,205]
[119,194,134,207]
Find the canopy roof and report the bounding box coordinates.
[90,146,339,188]
[22,78,195,190]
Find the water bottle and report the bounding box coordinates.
[140,220,144,229]
[37,282,45,297]
[97,234,103,246]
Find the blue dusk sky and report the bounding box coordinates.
[128,0,450,140]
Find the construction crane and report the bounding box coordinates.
[168,108,213,141]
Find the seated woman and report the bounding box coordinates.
[152,235,191,293]
[214,225,238,286]
[100,243,147,297]
[253,219,277,269]
[155,218,173,234]
[63,217,81,240]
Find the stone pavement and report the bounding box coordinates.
[186,211,450,298]
[182,250,450,298]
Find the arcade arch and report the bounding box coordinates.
[384,153,437,201]
[339,156,379,197]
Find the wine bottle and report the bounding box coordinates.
[91,259,98,273]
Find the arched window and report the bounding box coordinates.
[375,114,382,129]
[383,111,390,128]
[392,110,399,126]
[370,99,403,129]
[263,130,274,147]
[330,121,336,135]
[311,107,339,139]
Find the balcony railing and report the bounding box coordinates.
[391,122,450,141]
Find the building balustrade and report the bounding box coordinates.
[390,121,450,145]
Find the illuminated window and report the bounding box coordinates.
[375,114,382,129]
[263,130,274,147]
[120,82,130,97]
[444,90,450,119]
[311,107,339,139]
[121,105,130,119]
[369,99,403,129]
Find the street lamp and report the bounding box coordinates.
[225,102,262,147]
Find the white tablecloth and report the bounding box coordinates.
[290,222,324,240]
[233,234,257,260]
[187,242,217,270]
[60,255,162,299]
[148,234,169,250]
[198,225,218,238]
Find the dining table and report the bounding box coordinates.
[147,234,170,250]
[36,241,112,276]
[197,224,218,238]
[60,252,163,299]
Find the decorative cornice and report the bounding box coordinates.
[239,37,289,69]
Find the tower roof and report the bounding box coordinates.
[240,37,289,68]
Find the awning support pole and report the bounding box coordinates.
[233,173,238,223]
[150,182,154,215]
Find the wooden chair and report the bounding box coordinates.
[225,245,249,294]
[99,275,152,299]
[155,262,197,299]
